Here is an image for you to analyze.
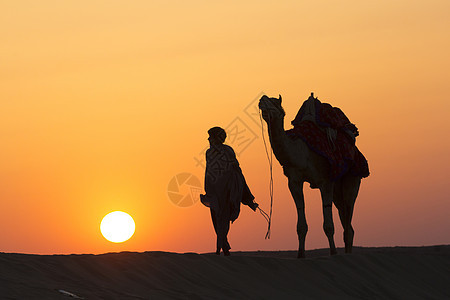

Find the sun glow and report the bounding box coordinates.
[100,211,135,243]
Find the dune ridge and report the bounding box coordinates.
[1,246,449,299]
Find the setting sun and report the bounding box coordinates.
[100,211,136,243]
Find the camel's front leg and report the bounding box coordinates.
[288,179,307,258]
[320,183,337,255]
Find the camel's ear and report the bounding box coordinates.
[278,94,282,103]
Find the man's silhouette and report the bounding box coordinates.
[200,127,258,256]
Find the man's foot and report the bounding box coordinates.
[215,249,220,255]
[223,249,230,256]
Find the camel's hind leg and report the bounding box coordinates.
[336,175,361,253]
[288,179,307,258]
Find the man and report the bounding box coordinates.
[200,127,258,256]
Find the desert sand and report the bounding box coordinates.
[1,245,449,299]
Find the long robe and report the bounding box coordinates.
[200,143,254,251]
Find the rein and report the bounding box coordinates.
[258,109,274,239]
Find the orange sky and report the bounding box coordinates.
[1,1,449,254]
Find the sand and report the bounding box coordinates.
[1,245,449,299]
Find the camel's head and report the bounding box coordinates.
[258,95,286,122]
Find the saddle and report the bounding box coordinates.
[286,93,369,180]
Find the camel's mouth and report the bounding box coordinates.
[258,98,271,120]
[258,95,285,118]
[258,97,266,108]
[258,100,269,111]
[258,96,274,111]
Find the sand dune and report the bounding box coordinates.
[1,246,449,299]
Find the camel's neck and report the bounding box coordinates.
[266,116,291,166]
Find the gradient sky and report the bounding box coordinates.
[1,1,449,254]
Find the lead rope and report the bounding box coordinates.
[258,109,274,239]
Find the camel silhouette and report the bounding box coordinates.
[259,94,368,258]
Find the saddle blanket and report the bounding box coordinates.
[285,120,370,181]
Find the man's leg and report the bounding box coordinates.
[217,203,231,255]
[210,209,221,254]
[210,208,218,234]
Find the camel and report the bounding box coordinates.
[258,95,362,258]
